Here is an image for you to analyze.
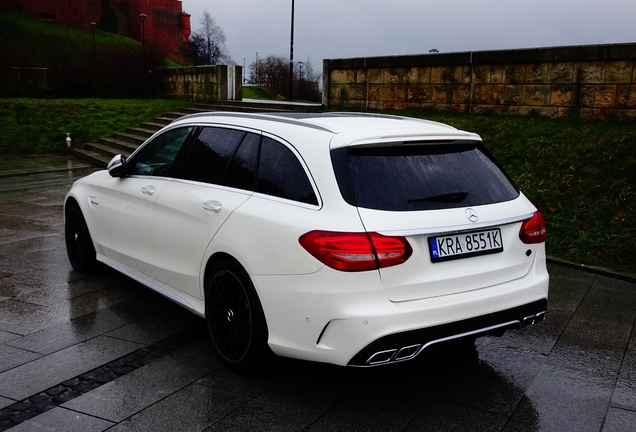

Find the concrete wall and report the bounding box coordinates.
[158,65,242,101]
[323,43,636,118]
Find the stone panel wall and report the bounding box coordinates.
[323,43,636,118]
[158,65,242,101]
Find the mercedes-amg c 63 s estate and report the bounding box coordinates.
[65,112,549,371]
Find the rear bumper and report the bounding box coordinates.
[254,254,549,367]
[347,298,547,367]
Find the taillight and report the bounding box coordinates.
[519,211,547,244]
[299,231,413,272]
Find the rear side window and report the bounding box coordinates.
[331,141,519,211]
[177,128,317,205]
[257,137,318,205]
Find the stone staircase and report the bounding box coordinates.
[71,100,322,168]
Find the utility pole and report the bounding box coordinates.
[288,0,295,100]
[139,13,147,56]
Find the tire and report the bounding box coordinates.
[64,200,96,272]
[205,259,269,372]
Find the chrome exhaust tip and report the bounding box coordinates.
[522,311,547,327]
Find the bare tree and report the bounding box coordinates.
[249,55,289,99]
[249,55,321,101]
[294,58,321,101]
[190,10,234,65]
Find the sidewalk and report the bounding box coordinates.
[0,155,634,431]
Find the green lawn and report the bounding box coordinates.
[0,98,192,153]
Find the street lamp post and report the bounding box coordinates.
[91,22,96,52]
[90,22,97,88]
[298,61,304,99]
[255,52,259,85]
[288,0,295,100]
[139,13,147,56]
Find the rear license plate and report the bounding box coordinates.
[429,228,503,263]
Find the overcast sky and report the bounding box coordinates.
[182,0,635,71]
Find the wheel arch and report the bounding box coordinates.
[202,252,272,370]
[202,252,266,310]
[64,195,79,215]
[203,252,238,291]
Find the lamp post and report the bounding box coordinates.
[288,0,295,100]
[90,22,96,52]
[298,61,304,99]
[255,52,259,85]
[90,22,97,88]
[139,13,147,56]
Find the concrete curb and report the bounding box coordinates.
[547,256,636,283]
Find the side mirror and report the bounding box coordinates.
[107,154,127,177]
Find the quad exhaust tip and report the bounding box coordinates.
[363,311,547,366]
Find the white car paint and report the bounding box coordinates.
[65,112,549,368]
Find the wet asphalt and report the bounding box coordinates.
[0,154,635,432]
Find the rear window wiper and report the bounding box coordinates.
[407,191,468,204]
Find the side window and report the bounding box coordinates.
[181,127,246,185]
[223,132,260,191]
[128,127,193,176]
[257,137,318,205]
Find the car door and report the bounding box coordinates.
[97,126,194,276]
[151,127,260,298]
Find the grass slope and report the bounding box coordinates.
[0,11,138,66]
[0,98,192,153]
[0,10,181,69]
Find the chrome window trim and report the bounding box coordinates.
[166,177,255,196]
[251,191,322,211]
[377,213,534,237]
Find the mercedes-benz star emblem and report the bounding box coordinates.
[465,208,478,223]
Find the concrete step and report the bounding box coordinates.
[71,101,322,169]
[192,103,290,114]
[97,137,140,154]
[124,126,158,136]
[89,140,137,158]
[70,148,112,168]
[199,99,323,113]
[111,131,149,146]
[138,122,166,132]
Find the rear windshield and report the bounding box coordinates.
[330,141,519,211]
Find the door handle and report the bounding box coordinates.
[141,186,155,196]
[203,201,222,213]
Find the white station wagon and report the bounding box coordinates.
[65,112,549,370]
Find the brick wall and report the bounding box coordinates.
[323,43,636,118]
[2,0,191,65]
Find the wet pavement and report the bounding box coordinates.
[0,154,635,432]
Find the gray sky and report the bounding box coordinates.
[182,0,635,71]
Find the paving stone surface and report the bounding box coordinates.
[0,155,635,431]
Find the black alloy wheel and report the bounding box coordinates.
[205,260,269,372]
[64,201,96,272]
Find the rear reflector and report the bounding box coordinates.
[299,231,412,272]
[519,211,547,244]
